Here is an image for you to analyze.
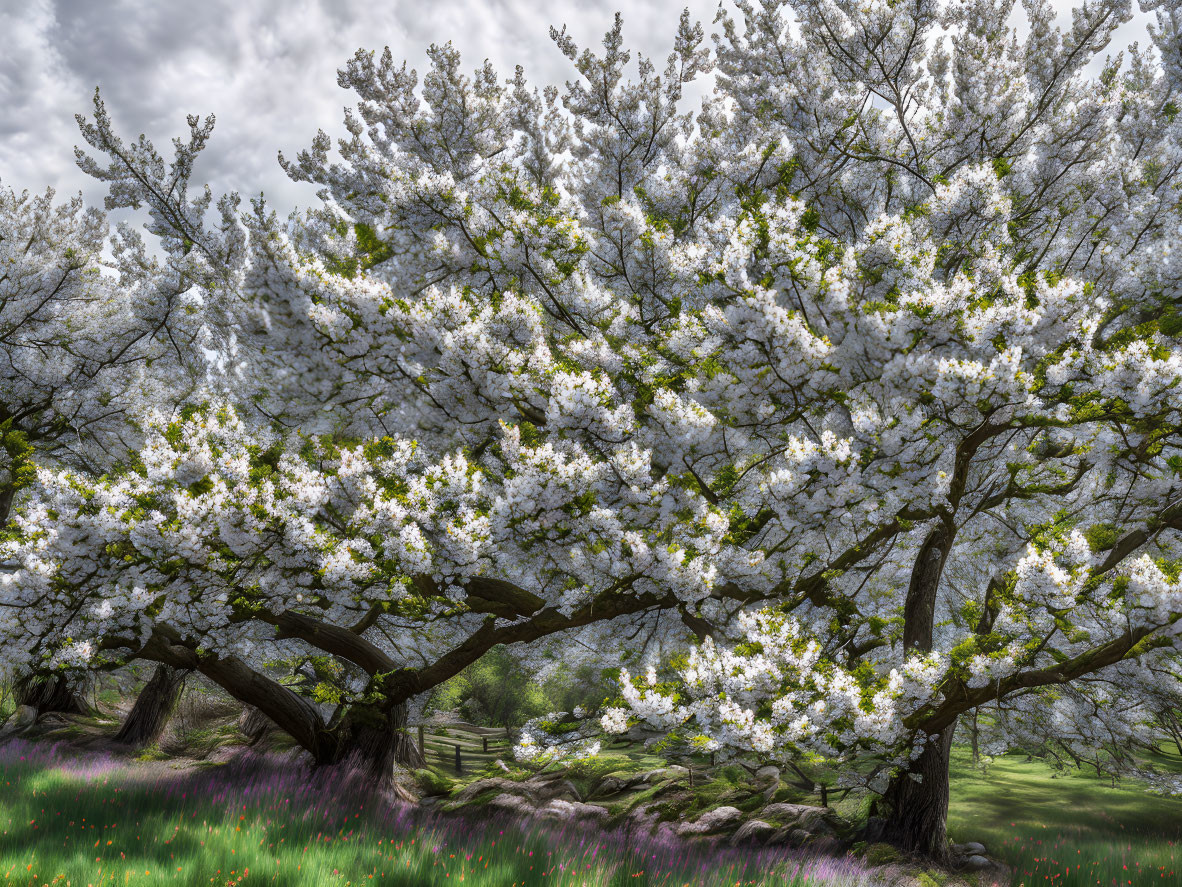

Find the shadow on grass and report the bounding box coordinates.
[0,737,881,887]
[949,748,1182,887]
[950,748,1182,843]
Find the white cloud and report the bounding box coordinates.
[0,0,1158,215]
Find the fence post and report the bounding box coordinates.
[454,743,462,774]
[483,736,488,753]
[418,725,425,756]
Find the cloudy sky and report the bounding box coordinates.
[0,0,1157,216]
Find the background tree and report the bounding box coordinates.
[0,175,210,717]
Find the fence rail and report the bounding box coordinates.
[411,721,515,774]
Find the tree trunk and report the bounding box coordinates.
[883,516,959,861]
[333,702,425,777]
[969,709,979,766]
[15,674,89,716]
[238,705,274,746]
[1161,712,1182,756]
[879,725,955,862]
[139,634,423,782]
[114,665,188,748]
[0,484,15,528]
[903,522,955,653]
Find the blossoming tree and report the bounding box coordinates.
[3,0,1182,861]
[0,158,215,716]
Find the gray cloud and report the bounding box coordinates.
[0,0,1157,216]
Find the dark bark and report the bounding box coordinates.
[114,664,188,748]
[903,521,955,653]
[890,513,958,859]
[15,674,89,716]
[969,709,980,766]
[878,724,956,862]
[331,702,426,775]
[138,632,333,759]
[138,632,425,779]
[238,706,274,746]
[0,484,15,527]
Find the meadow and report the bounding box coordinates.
[0,740,879,887]
[947,749,1182,887]
[0,735,1179,886]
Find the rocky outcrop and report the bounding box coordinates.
[676,805,743,836]
[440,768,1007,887]
[537,799,610,823]
[442,763,853,859]
[730,819,776,846]
[453,773,581,806]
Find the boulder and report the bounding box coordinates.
[490,794,533,815]
[730,819,776,846]
[454,774,581,806]
[626,802,664,833]
[762,803,833,831]
[766,826,809,847]
[454,777,531,804]
[546,778,584,802]
[677,805,743,836]
[595,774,639,796]
[861,816,887,843]
[538,799,610,823]
[963,855,992,872]
[955,841,987,856]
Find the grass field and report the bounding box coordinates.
[0,739,879,887]
[948,748,1182,887]
[3,726,1181,887]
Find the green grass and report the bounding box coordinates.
[10,720,1182,887]
[0,739,880,887]
[948,748,1182,886]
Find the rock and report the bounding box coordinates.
[955,841,987,856]
[762,803,833,831]
[454,775,580,806]
[862,816,887,843]
[762,802,816,820]
[596,775,638,796]
[677,805,743,836]
[655,820,680,843]
[454,777,527,804]
[808,835,846,856]
[550,779,583,802]
[730,819,776,846]
[627,802,663,833]
[963,855,992,872]
[14,705,36,727]
[538,799,610,823]
[490,794,533,815]
[766,826,809,847]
